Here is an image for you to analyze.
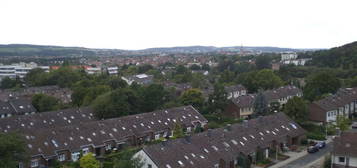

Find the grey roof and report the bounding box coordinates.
[313,87,357,112]
[143,113,306,168]
[8,98,37,115]
[0,101,15,115]
[231,94,256,108]
[0,107,94,133]
[263,85,302,102]
[333,130,357,157]
[19,106,207,159]
[0,85,72,103]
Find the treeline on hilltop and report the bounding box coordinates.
[306,41,357,69]
[0,44,96,57]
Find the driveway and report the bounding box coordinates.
[279,143,332,168]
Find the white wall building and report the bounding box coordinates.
[0,63,49,81]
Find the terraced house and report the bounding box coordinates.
[134,113,306,168]
[263,85,302,106]
[1,106,207,168]
[0,98,37,118]
[309,87,357,123]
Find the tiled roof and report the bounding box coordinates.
[263,85,302,102]
[143,113,306,168]
[0,107,94,133]
[313,87,357,111]
[20,106,207,158]
[333,130,357,157]
[231,94,256,108]
[0,101,15,115]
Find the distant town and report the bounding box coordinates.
[1,41,357,168]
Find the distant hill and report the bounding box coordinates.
[0,44,316,57]
[308,41,357,69]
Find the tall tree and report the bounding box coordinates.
[32,94,59,112]
[180,89,205,110]
[0,77,20,89]
[253,91,269,117]
[207,84,228,113]
[283,96,308,124]
[303,71,341,101]
[0,132,28,167]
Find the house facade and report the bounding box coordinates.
[309,88,357,123]
[332,130,357,168]
[134,113,306,168]
[225,84,247,99]
[223,94,256,119]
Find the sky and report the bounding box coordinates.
[0,0,356,50]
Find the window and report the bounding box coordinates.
[155,134,160,140]
[71,152,80,161]
[82,147,90,155]
[31,159,38,168]
[58,154,66,161]
[339,157,345,163]
[106,143,112,151]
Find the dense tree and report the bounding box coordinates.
[237,69,283,92]
[139,84,168,112]
[79,153,100,168]
[254,69,284,90]
[0,77,21,89]
[219,70,235,84]
[252,91,269,117]
[24,68,49,86]
[303,71,341,101]
[0,132,28,167]
[255,56,272,70]
[137,64,154,74]
[207,84,228,114]
[180,89,205,110]
[32,94,59,112]
[48,67,84,88]
[92,88,140,119]
[82,85,111,106]
[283,97,308,124]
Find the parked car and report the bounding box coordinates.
[307,145,319,153]
[315,141,326,149]
[352,122,357,129]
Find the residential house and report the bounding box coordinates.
[106,66,119,75]
[0,107,94,133]
[0,85,73,103]
[121,74,154,85]
[263,85,302,106]
[332,130,357,168]
[15,106,207,168]
[309,87,357,123]
[223,94,256,119]
[225,84,247,99]
[134,113,306,168]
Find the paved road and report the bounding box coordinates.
[279,143,332,168]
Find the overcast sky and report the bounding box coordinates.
[1,0,356,50]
